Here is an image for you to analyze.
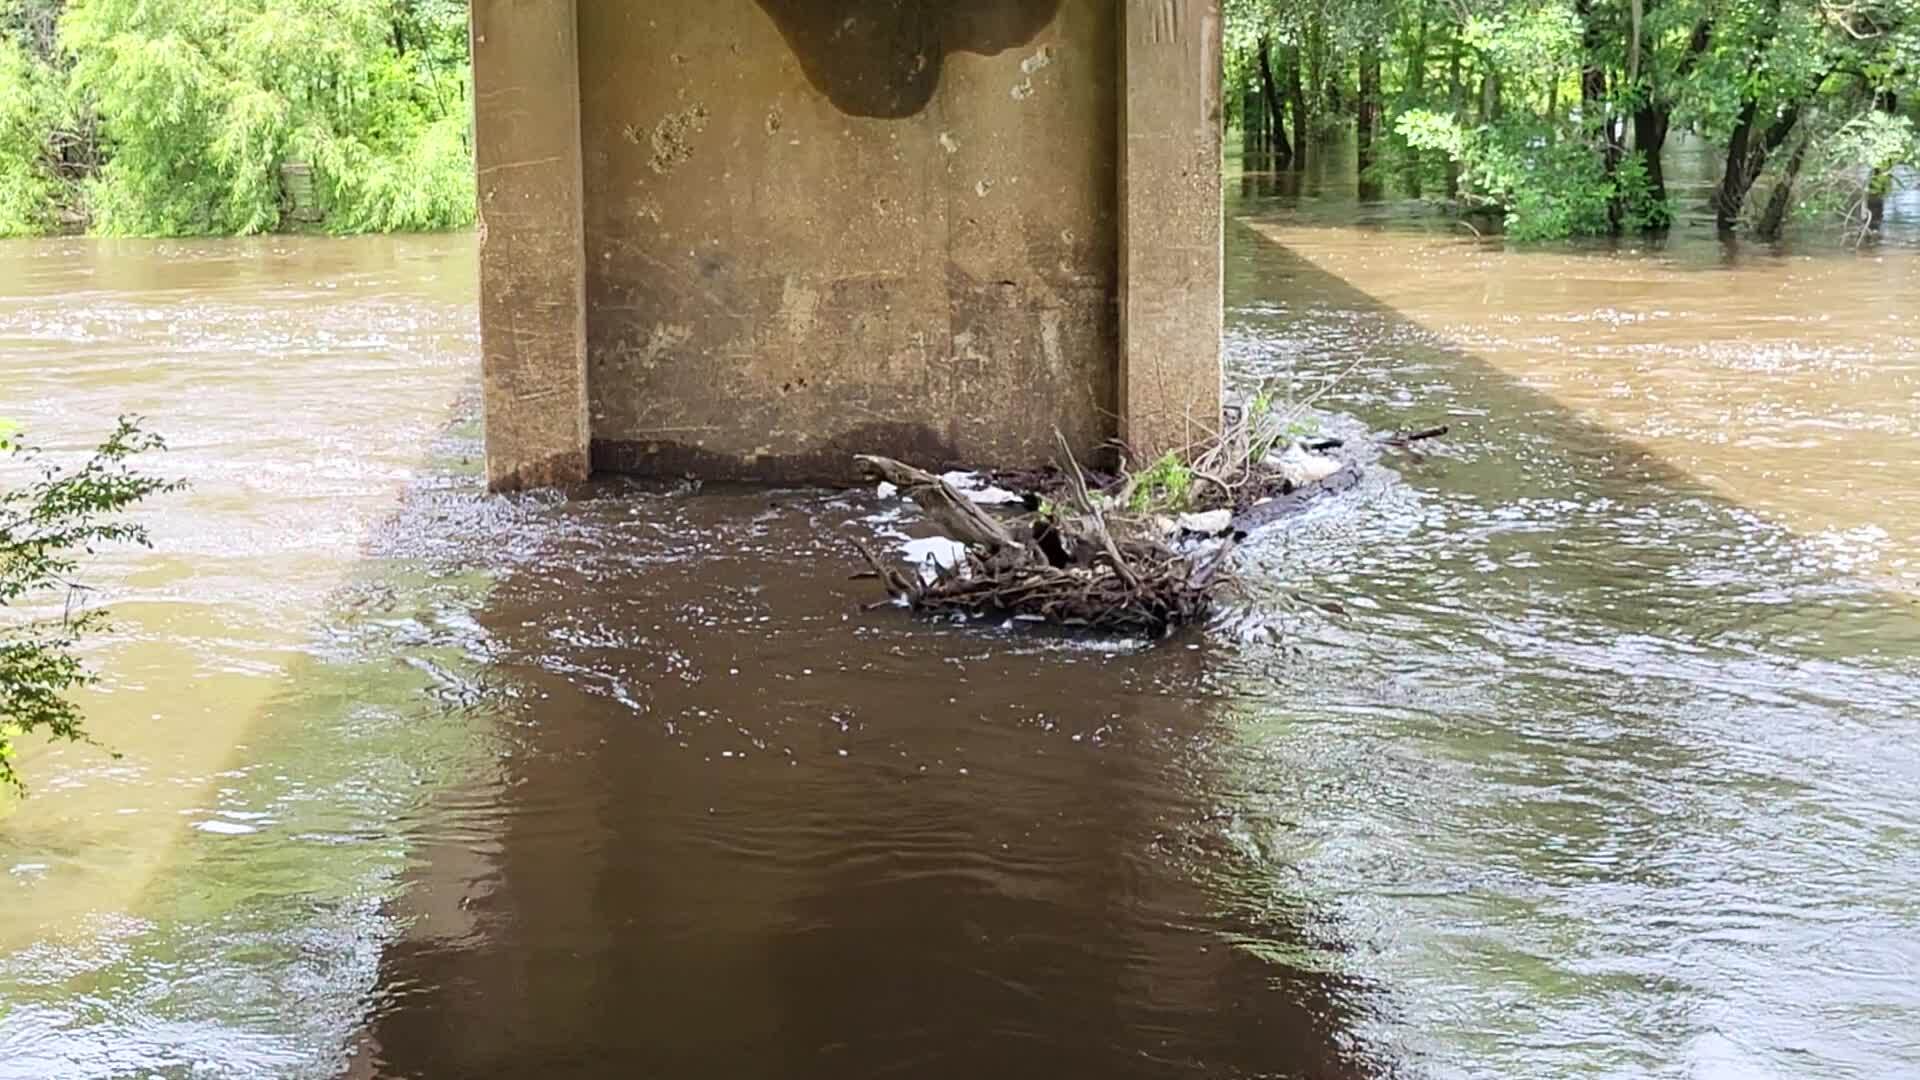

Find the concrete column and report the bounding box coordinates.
[471,0,590,492]
[1119,0,1224,460]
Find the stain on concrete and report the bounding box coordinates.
[593,421,964,484]
[1013,43,1057,99]
[751,0,1064,118]
[639,323,694,369]
[649,105,710,174]
[574,0,1122,482]
[778,278,821,339]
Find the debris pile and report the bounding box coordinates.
[851,402,1446,636]
[853,443,1236,636]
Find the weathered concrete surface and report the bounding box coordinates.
[579,1,1120,481]
[1120,0,1225,460]
[471,0,590,492]
[471,0,1223,485]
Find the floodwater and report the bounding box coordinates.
[3,170,1918,1079]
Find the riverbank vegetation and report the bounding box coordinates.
[1,419,177,794]
[0,0,473,238]
[1226,0,1920,240]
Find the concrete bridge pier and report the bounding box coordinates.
[472,0,1222,492]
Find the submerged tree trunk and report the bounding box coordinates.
[1356,45,1382,196]
[1244,83,1267,154]
[1868,89,1898,232]
[1716,101,1801,230]
[1258,36,1293,162]
[1621,17,1707,226]
[1757,130,1812,240]
[1716,100,1761,229]
[1714,0,1783,229]
[1630,102,1671,211]
[1287,43,1310,168]
[1577,0,1621,227]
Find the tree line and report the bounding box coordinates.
[0,0,474,238]
[1227,0,1919,240]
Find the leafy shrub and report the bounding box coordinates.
[1,418,179,794]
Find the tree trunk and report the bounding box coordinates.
[1757,131,1812,240]
[1446,40,1463,197]
[1244,84,1267,154]
[1306,11,1328,136]
[1356,46,1381,196]
[1868,89,1898,232]
[1716,101,1801,230]
[1258,36,1293,162]
[1287,43,1310,168]
[1715,100,1759,229]
[1628,0,1644,88]
[1577,0,1620,226]
[1404,16,1429,97]
[1631,103,1671,210]
[1403,15,1429,196]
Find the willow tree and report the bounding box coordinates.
[0,0,70,236]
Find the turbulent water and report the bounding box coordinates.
[1,178,1917,1079]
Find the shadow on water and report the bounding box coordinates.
[353,485,1376,1079]
[1209,211,1920,1076]
[351,193,1920,1079]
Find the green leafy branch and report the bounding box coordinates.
[1,416,181,794]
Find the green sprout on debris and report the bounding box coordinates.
[1240,387,1327,468]
[1127,452,1196,514]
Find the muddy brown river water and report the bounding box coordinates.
[2,177,1918,1079]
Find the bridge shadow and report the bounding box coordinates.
[1221,207,1920,646]
[351,483,1381,1079]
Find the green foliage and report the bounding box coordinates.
[61,0,475,236]
[1128,453,1197,514]
[1,418,179,794]
[0,0,472,237]
[1398,109,1622,239]
[1795,109,1920,224]
[0,32,63,236]
[1229,0,1920,239]
[1611,151,1669,230]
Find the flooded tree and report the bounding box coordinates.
[1225,0,1920,240]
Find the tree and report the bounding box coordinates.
[1,418,178,794]
[0,19,65,236]
[1227,0,1918,239]
[0,0,475,237]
